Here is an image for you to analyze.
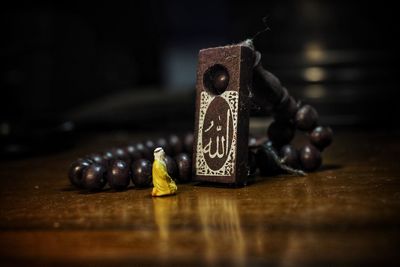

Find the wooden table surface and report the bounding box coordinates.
[1,131,399,266]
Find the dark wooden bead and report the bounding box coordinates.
[82,163,107,191]
[255,148,268,175]
[310,126,333,151]
[274,86,290,112]
[107,160,130,190]
[135,143,152,160]
[267,121,295,148]
[248,150,257,175]
[168,135,183,156]
[265,140,274,148]
[102,150,115,165]
[254,66,283,105]
[102,148,130,165]
[255,147,280,176]
[299,144,322,172]
[131,159,152,188]
[295,105,319,131]
[287,97,299,118]
[165,155,178,179]
[213,69,229,93]
[113,148,131,164]
[125,145,142,161]
[275,96,298,120]
[280,145,300,168]
[87,153,108,166]
[248,136,257,148]
[175,153,192,183]
[155,138,172,155]
[183,132,194,154]
[68,159,91,188]
[144,140,156,159]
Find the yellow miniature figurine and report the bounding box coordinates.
[152,147,177,197]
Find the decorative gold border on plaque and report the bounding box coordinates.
[196,91,238,176]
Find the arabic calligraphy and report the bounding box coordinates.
[200,95,234,171]
[203,110,231,159]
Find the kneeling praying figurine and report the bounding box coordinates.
[152,147,178,197]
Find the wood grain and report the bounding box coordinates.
[0,131,399,266]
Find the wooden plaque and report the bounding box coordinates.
[192,44,254,184]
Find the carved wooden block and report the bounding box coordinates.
[192,44,254,184]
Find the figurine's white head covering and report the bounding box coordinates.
[154,147,166,162]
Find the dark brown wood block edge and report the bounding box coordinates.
[192,44,254,185]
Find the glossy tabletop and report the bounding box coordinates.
[0,131,399,266]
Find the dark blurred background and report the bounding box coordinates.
[1,0,399,157]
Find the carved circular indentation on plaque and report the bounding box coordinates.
[203,64,230,95]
